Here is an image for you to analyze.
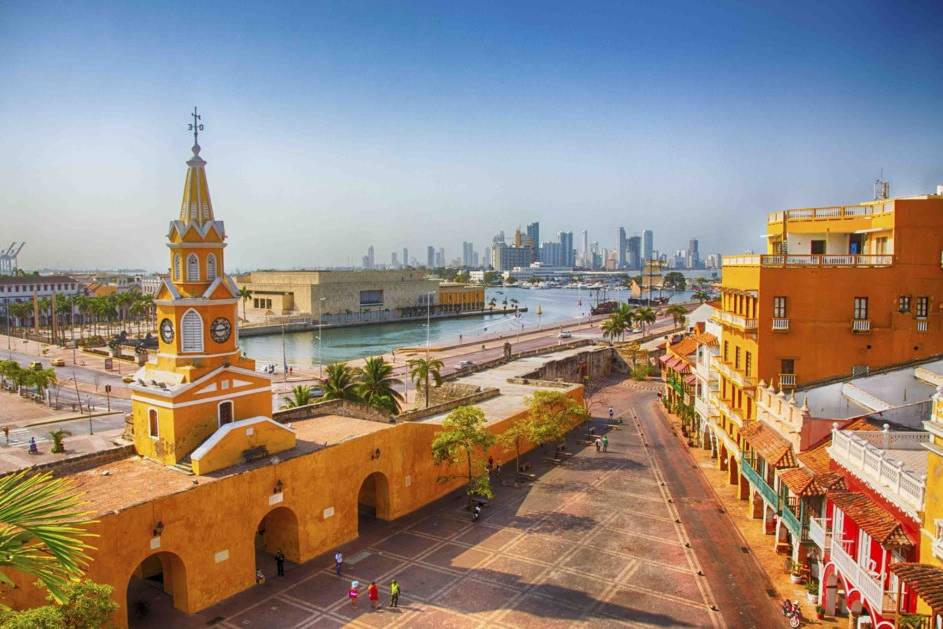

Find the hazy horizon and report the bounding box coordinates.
[3,1,943,271]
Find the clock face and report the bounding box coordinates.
[159,318,174,344]
[210,317,232,343]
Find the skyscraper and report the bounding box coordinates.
[427,246,435,268]
[391,252,399,268]
[688,239,700,268]
[436,247,446,267]
[402,247,409,268]
[627,236,641,269]
[462,241,474,267]
[526,222,540,261]
[618,227,627,269]
[557,231,574,267]
[581,230,588,267]
[643,230,653,262]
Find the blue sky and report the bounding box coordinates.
[2,1,942,270]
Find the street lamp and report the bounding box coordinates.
[317,297,326,379]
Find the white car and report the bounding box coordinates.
[456,359,475,369]
[558,330,573,339]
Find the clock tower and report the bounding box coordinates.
[130,110,289,470]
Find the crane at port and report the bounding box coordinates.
[0,242,25,274]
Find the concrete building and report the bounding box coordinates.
[491,241,532,272]
[0,274,82,328]
[526,222,540,261]
[643,229,654,263]
[236,269,441,320]
[627,235,641,269]
[426,245,435,268]
[402,248,408,269]
[687,239,700,269]
[618,227,627,269]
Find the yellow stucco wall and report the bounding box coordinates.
[190,419,296,475]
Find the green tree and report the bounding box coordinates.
[237,286,252,322]
[662,271,686,291]
[355,356,404,414]
[48,430,70,454]
[281,385,317,409]
[692,288,711,303]
[634,306,656,332]
[407,357,443,408]
[321,363,360,402]
[526,390,587,448]
[665,304,688,328]
[26,367,57,400]
[0,579,118,628]
[431,406,496,510]
[0,470,94,602]
[600,317,623,342]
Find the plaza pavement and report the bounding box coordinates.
[132,377,786,628]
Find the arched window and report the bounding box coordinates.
[173,255,181,281]
[218,400,233,427]
[148,409,159,438]
[181,310,203,353]
[186,254,200,282]
[206,253,217,281]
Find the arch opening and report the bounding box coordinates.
[126,551,188,627]
[254,506,300,580]
[357,471,391,535]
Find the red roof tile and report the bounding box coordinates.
[828,491,914,547]
[890,563,943,611]
[742,421,795,468]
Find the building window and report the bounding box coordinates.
[723,341,729,362]
[734,347,741,370]
[916,296,929,319]
[173,255,181,281]
[773,296,787,318]
[206,253,217,281]
[853,297,868,320]
[218,400,233,427]
[181,310,204,353]
[186,254,200,282]
[898,296,911,313]
[360,290,384,307]
[781,359,795,374]
[148,409,159,438]
[745,351,752,377]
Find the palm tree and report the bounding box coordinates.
[0,469,94,602]
[666,304,688,328]
[355,356,404,413]
[238,286,252,322]
[281,385,317,409]
[27,367,57,400]
[488,297,497,311]
[322,363,360,402]
[407,356,444,408]
[635,306,656,332]
[600,317,622,343]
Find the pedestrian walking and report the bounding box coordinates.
[602,436,609,452]
[608,406,614,421]
[594,437,602,452]
[487,456,494,474]
[334,551,343,575]
[368,581,380,609]
[275,550,285,576]
[349,580,360,607]
[389,579,400,608]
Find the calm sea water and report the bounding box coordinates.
[241,271,716,365]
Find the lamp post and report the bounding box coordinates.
[317,297,326,379]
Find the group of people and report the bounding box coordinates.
[347,579,400,609]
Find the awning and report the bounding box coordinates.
[683,374,697,386]
[659,355,671,364]
[889,563,943,611]
[742,421,795,468]
[827,491,914,547]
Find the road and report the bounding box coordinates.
[615,386,785,628]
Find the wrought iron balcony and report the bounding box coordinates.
[741,456,779,509]
[852,319,871,333]
[772,318,789,331]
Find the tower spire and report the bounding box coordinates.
[179,107,214,225]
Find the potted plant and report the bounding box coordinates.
[805,580,819,603]
[815,605,825,620]
[788,559,803,584]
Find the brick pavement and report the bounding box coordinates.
[131,381,731,628]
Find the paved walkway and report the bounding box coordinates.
[130,379,781,628]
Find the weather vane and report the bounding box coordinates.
[188,106,204,147]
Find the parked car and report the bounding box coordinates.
[455,360,475,369]
[122,375,135,383]
[28,361,42,370]
[558,330,573,339]
[50,358,65,367]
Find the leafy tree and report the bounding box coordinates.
[0,579,118,628]
[48,430,70,454]
[662,271,687,291]
[407,357,443,408]
[281,385,317,409]
[665,304,688,328]
[355,356,404,414]
[693,288,711,303]
[0,470,94,602]
[631,363,652,381]
[321,363,360,402]
[526,390,587,449]
[25,367,56,400]
[431,406,496,509]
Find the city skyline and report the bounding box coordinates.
[3,2,943,272]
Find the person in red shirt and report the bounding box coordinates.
[368,581,380,609]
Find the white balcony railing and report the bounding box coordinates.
[809,517,830,551]
[934,536,943,562]
[828,429,927,519]
[779,373,797,388]
[713,310,758,331]
[917,320,928,333]
[712,396,744,427]
[772,318,789,331]
[852,319,871,333]
[830,535,896,613]
[723,254,894,268]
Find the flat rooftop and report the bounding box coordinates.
[801,358,943,422]
[419,347,584,426]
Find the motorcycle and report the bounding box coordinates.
[781,599,801,628]
[472,503,482,522]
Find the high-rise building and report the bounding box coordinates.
[491,242,532,271]
[402,248,409,268]
[618,227,627,269]
[426,246,435,268]
[581,230,589,267]
[626,236,641,269]
[482,246,491,269]
[391,252,399,268]
[539,241,562,266]
[526,222,540,261]
[558,231,574,267]
[436,247,446,267]
[362,245,375,269]
[687,239,700,268]
[462,241,474,267]
[643,230,654,262]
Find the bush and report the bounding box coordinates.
[631,364,651,381]
[805,580,819,595]
[0,580,117,629]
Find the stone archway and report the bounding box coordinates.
[728,456,739,486]
[126,551,189,627]
[718,443,729,471]
[357,471,391,534]
[254,506,301,579]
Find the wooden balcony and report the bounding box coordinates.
[779,373,797,389]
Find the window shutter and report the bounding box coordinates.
[206,254,217,281]
[181,311,203,353]
[187,255,200,282]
